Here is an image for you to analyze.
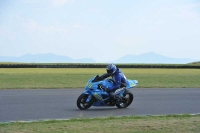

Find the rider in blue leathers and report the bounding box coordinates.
[99,63,127,93]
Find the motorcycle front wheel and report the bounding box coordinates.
[116,90,133,108]
[77,93,94,110]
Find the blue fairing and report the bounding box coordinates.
[85,77,114,91]
[84,75,138,106]
[126,79,138,89]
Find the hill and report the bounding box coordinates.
[0,52,197,64]
[0,53,96,63]
[112,52,195,64]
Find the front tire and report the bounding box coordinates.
[77,93,94,110]
[116,90,133,108]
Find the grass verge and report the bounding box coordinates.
[0,68,200,89]
[0,114,200,133]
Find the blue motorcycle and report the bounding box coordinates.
[77,75,138,110]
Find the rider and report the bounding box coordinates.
[99,63,127,95]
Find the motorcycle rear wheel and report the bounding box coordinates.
[77,93,94,110]
[116,90,133,108]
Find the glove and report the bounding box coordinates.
[99,85,109,92]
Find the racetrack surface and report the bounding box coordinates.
[0,88,200,122]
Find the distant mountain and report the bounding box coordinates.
[112,52,195,64]
[0,52,196,64]
[0,53,96,63]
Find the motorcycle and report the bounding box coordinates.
[77,75,138,110]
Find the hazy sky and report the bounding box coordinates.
[0,0,200,62]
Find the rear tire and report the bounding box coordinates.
[77,93,94,110]
[116,90,133,108]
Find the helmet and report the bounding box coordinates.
[106,63,117,76]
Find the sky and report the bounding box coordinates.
[0,0,200,62]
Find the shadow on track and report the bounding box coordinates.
[69,107,130,112]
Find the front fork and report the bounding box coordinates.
[84,91,93,103]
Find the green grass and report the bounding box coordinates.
[0,68,200,89]
[0,114,200,133]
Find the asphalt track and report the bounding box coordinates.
[0,88,200,122]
